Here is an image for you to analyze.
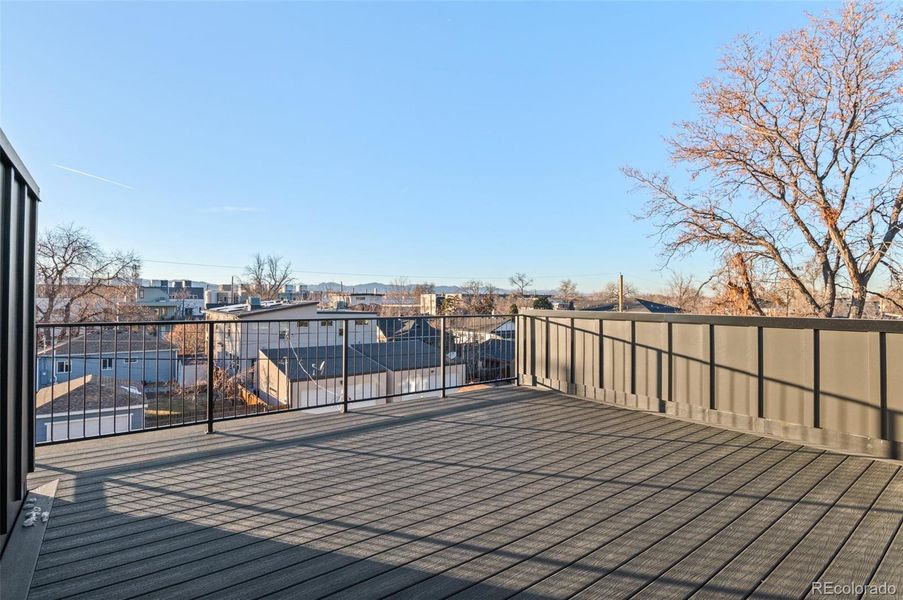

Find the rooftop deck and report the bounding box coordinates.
[27,387,903,600]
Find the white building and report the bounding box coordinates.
[256,339,466,409]
[205,300,379,368]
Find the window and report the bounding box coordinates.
[297,320,309,327]
[101,358,114,370]
[278,328,289,340]
[354,320,369,326]
[56,360,70,373]
[123,357,140,364]
[320,320,333,327]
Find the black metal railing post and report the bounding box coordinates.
[629,320,636,396]
[206,320,215,434]
[544,317,551,382]
[440,316,447,398]
[513,315,519,386]
[569,317,576,394]
[530,316,536,386]
[709,323,716,410]
[757,326,764,419]
[341,321,349,413]
[813,329,821,428]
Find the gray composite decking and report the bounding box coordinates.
[26,386,903,600]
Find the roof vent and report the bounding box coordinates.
[247,297,262,310]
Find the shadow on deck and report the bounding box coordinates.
[26,386,903,600]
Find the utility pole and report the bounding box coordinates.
[618,273,624,313]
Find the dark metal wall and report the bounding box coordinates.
[518,309,903,459]
[1,129,39,554]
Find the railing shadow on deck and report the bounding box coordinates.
[518,311,903,459]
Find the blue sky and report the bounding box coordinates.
[1,1,828,291]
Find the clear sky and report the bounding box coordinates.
[1,1,830,292]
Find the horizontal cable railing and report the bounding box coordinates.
[34,314,515,444]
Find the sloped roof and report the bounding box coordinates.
[355,339,452,371]
[261,339,457,382]
[35,374,145,416]
[375,318,441,341]
[260,345,385,382]
[582,298,682,314]
[206,300,318,318]
[38,330,177,356]
[478,339,515,362]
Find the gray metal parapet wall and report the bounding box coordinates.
[0,128,40,554]
[517,309,903,459]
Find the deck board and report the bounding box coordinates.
[25,387,903,600]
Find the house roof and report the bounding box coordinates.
[38,330,177,357]
[582,298,682,314]
[354,339,454,372]
[478,339,515,362]
[206,301,318,319]
[376,318,441,341]
[491,319,514,331]
[35,374,145,416]
[261,339,457,382]
[260,345,385,382]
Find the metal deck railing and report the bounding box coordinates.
[34,314,515,444]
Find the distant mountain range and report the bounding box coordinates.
[299,282,485,294]
[299,282,558,295]
[303,282,458,293]
[139,278,557,296]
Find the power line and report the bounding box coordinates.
[142,258,665,285]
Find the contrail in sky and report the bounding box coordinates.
[53,164,136,190]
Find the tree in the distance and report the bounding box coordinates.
[664,272,706,313]
[509,273,533,298]
[461,280,497,314]
[242,254,293,300]
[533,297,553,310]
[384,277,418,316]
[36,224,142,323]
[624,1,902,318]
[557,279,579,306]
[166,323,207,356]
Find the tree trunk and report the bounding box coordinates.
[848,282,868,319]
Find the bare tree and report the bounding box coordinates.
[509,273,533,297]
[557,279,579,306]
[413,282,436,296]
[383,277,418,316]
[591,279,640,303]
[460,280,496,314]
[664,272,706,312]
[440,294,462,315]
[166,323,207,356]
[624,1,903,318]
[706,254,769,316]
[242,254,293,300]
[36,224,142,323]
